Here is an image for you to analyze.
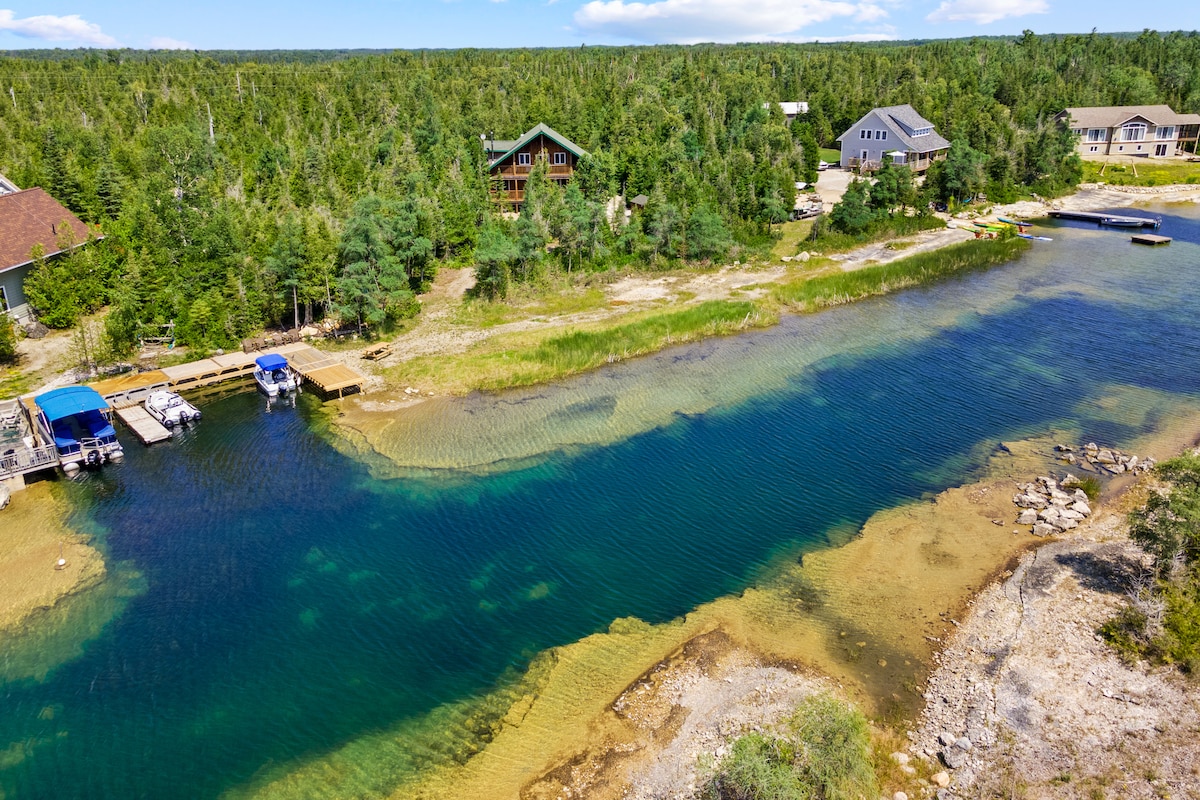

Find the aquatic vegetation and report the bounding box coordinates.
[774,238,1030,311]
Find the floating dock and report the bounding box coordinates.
[1047,210,1161,228]
[1131,233,1172,246]
[114,406,172,444]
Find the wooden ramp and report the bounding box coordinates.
[115,406,172,444]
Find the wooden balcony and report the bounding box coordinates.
[491,164,575,181]
[491,190,526,204]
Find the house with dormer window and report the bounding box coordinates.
[1054,106,1200,158]
[484,124,589,208]
[836,105,950,173]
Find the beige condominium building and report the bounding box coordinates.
[1056,105,1200,158]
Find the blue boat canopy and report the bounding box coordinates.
[255,354,289,371]
[36,386,110,422]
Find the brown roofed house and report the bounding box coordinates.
[0,187,98,322]
[1055,105,1200,159]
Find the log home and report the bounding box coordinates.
[485,124,588,208]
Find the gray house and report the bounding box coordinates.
[836,105,950,173]
[0,186,96,323]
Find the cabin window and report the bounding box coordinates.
[1086,129,1106,142]
[552,151,567,165]
[1089,145,1099,152]
[877,130,887,141]
[517,152,531,166]
[0,286,8,312]
[860,129,869,139]
[1120,123,1146,142]
[1156,126,1175,140]
[913,127,932,136]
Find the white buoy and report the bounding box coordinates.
[55,543,68,570]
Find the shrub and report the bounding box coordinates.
[0,313,16,364]
[704,694,878,800]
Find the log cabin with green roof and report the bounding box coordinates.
[484,124,588,208]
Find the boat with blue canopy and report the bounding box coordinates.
[33,386,124,472]
[253,354,299,397]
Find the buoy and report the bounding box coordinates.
[55,543,68,570]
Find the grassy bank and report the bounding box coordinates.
[1082,159,1200,187]
[387,300,777,394]
[773,237,1030,311]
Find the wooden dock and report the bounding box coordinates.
[114,406,172,444]
[91,342,365,408]
[1131,233,1172,246]
[1048,210,1161,228]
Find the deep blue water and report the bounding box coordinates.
[2,205,1199,799]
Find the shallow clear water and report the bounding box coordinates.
[2,206,1199,799]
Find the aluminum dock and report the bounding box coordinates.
[114,406,172,444]
[1047,210,1161,228]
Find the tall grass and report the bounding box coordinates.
[774,238,1030,312]
[388,300,774,394]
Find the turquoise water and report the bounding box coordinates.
[2,206,1199,799]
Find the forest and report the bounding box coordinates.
[1,30,1198,353]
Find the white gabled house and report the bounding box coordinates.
[836,105,950,173]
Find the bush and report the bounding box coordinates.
[0,313,16,364]
[704,694,878,800]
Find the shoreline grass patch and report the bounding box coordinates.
[387,300,775,394]
[774,237,1029,312]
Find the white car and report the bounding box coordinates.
[144,390,202,429]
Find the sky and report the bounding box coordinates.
[0,0,1191,51]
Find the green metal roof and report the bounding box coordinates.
[489,123,589,167]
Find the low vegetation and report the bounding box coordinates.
[387,300,775,394]
[1083,159,1200,187]
[1102,452,1200,674]
[701,694,878,800]
[773,238,1029,311]
[0,314,16,364]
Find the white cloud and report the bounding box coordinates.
[925,0,1048,24]
[573,0,889,44]
[0,9,118,46]
[149,36,194,49]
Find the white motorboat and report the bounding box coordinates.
[144,390,202,429]
[254,354,300,397]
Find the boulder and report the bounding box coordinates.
[941,747,968,769]
[1052,516,1078,531]
[1085,442,1099,454]
[797,251,811,262]
[890,752,910,766]
[1062,473,1081,487]
[894,792,910,800]
[1038,507,1060,522]
[938,731,957,747]
[1032,523,1056,537]
[1073,488,1089,503]
[1050,489,1073,504]
[1061,509,1085,521]
[932,771,951,788]
[24,321,49,339]
[1096,449,1117,465]
[1071,500,1091,516]
[1017,509,1038,525]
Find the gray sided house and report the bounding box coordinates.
[0,187,97,323]
[1054,106,1200,158]
[485,123,589,208]
[836,105,950,173]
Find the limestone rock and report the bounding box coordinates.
[938,731,956,747]
[942,746,968,769]
[1073,488,1089,503]
[932,771,951,787]
[797,251,811,262]
[1017,509,1038,525]
[1096,449,1117,464]
[955,736,972,751]
[894,792,910,800]
[1071,500,1091,516]
[1032,523,1056,537]
[890,752,910,766]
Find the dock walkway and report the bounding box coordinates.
[114,406,172,444]
[91,342,365,409]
